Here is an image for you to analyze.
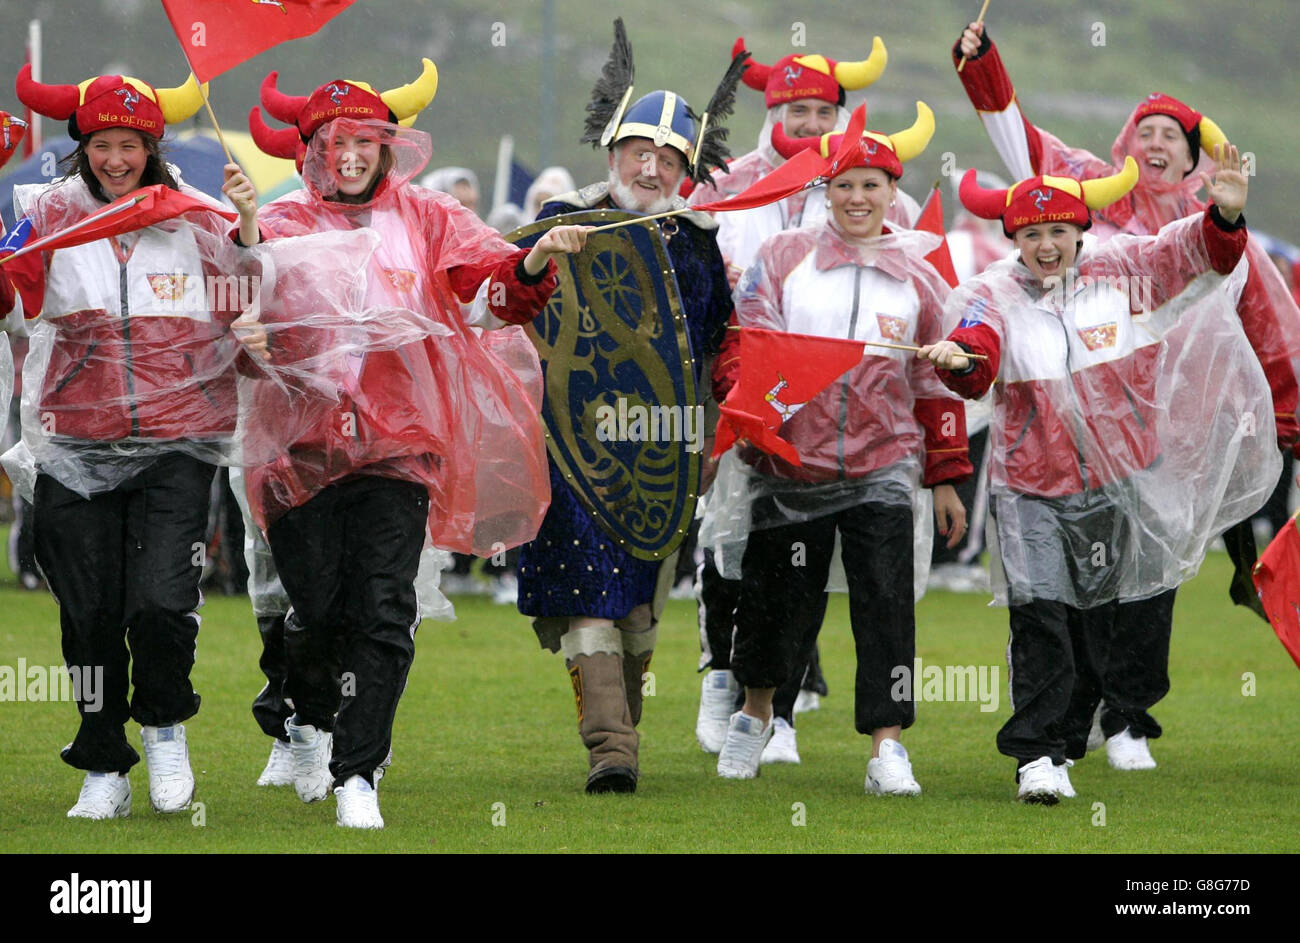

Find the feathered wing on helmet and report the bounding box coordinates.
[689,50,749,184]
[582,17,635,147]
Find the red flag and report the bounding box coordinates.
[1252,515,1300,671]
[692,105,870,216]
[1,185,235,265]
[915,184,960,288]
[713,327,866,465]
[161,0,356,83]
[0,112,26,171]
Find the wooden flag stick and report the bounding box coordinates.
[957,0,992,73]
[725,326,988,360]
[586,207,690,233]
[192,73,234,164]
[165,26,234,164]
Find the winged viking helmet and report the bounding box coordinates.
[581,18,749,185]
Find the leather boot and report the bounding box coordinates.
[566,652,638,794]
[622,650,653,727]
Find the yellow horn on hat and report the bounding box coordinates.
[1199,115,1228,159]
[888,101,934,164]
[1080,155,1139,210]
[832,36,887,91]
[156,73,208,124]
[380,58,439,121]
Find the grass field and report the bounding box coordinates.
[0,540,1297,854]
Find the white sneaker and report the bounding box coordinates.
[716,711,772,779]
[374,748,394,784]
[695,670,740,754]
[141,724,195,813]
[793,690,820,714]
[1106,728,1157,770]
[866,739,922,796]
[256,739,295,787]
[1016,756,1060,805]
[67,771,131,819]
[760,716,801,765]
[286,718,333,802]
[1055,758,1077,798]
[1086,703,1106,753]
[335,774,384,829]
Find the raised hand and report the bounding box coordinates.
[1202,143,1248,223]
[959,21,984,59]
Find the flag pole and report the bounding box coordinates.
[0,194,147,266]
[585,207,690,233]
[193,76,234,164]
[166,31,234,163]
[724,325,989,360]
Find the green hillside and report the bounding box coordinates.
[1,1,1297,242]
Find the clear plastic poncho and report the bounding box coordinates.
[701,224,966,601]
[1,171,261,500]
[235,118,550,556]
[947,213,1280,607]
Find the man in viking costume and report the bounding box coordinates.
[513,19,739,794]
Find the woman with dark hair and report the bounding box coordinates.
[0,66,264,820]
[921,149,1273,802]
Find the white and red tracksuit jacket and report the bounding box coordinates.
[953,31,1300,455]
[2,176,253,442]
[715,223,971,487]
[938,207,1249,497]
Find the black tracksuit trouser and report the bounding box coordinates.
[731,499,914,734]
[999,598,1117,769]
[1102,589,1174,740]
[34,454,213,773]
[267,476,427,788]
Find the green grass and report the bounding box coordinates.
[0,539,1296,853]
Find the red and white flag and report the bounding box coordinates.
[1251,514,1300,671]
[713,326,866,465]
[161,0,356,83]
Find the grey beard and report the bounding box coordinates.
[607,171,676,215]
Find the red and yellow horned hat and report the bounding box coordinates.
[960,157,1140,237]
[771,101,933,179]
[16,63,205,139]
[1133,92,1228,171]
[248,58,438,163]
[733,36,887,108]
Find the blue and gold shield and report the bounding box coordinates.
[509,210,700,561]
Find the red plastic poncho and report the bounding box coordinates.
[239,119,554,555]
